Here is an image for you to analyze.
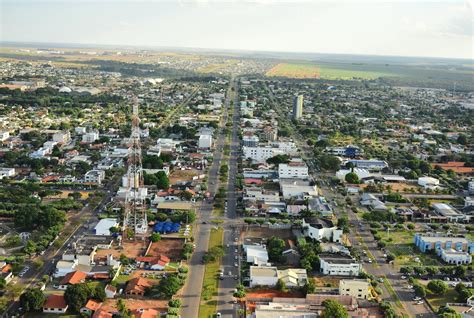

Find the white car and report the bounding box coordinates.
[234,263,238,267]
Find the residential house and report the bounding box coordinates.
[59,270,87,290]
[43,294,68,314]
[125,277,152,296]
[80,299,102,315]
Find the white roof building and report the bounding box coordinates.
[94,218,118,236]
[243,245,269,265]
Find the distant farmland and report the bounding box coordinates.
[266,62,390,80]
[266,63,320,78]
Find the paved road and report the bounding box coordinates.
[180,78,235,318]
[216,78,242,317]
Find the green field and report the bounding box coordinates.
[377,230,441,267]
[266,62,393,80]
[265,61,474,91]
[199,227,224,318]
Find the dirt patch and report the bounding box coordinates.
[243,227,295,241]
[100,298,168,313]
[145,238,185,261]
[313,276,341,288]
[168,169,201,185]
[47,190,91,199]
[95,241,148,260]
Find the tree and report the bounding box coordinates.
[24,240,37,256]
[233,284,246,299]
[151,233,161,242]
[267,236,286,263]
[156,171,169,190]
[455,283,473,303]
[276,279,288,292]
[427,280,448,295]
[320,299,349,318]
[93,285,106,302]
[266,154,290,165]
[19,288,45,312]
[64,283,92,312]
[438,306,462,318]
[303,280,316,295]
[454,265,466,278]
[168,299,182,308]
[150,274,183,299]
[413,284,426,298]
[345,172,359,184]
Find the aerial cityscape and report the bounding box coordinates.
[0,1,473,318]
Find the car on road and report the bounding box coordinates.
[216,313,221,318]
[234,263,238,267]
[234,248,238,253]
[401,276,407,279]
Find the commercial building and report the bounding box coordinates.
[345,159,388,171]
[84,170,106,185]
[278,160,309,179]
[249,266,279,287]
[319,253,361,276]
[244,245,269,265]
[418,176,440,189]
[432,203,467,222]
[243,135,259,147]
[280,179,318,200]
[52,131,71,144]
[339,279,371,300]
[438,248,472,265]
[292,95,303,120]
[243,146,284,163]
[82,131,99,143]
[198,134,212,149]
[414,234,474,254]
[249,266,308,288]
[94,218,119,236]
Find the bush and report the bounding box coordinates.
[168,299,182,308]
[427,280,448,295]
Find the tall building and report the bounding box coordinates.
[292,95,303,120]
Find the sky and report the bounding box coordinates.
[1,0,473,59]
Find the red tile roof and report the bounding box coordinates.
[130,308,159,318]
[60,271,87,285]
[84,299,102,311]
[43,294,68,309]
[125,277,152,295]
[92,309,113,318]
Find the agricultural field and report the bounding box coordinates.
[266,63,320,78]
[266,62,391,80]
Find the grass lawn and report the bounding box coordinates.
[113,274,131,285]
[425,288,458,310]
[198,227,224,318]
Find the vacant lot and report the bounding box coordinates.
[168,169,201,185]
[243,227,295,242]
[146,238,185,261]
[100,298,168,314]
